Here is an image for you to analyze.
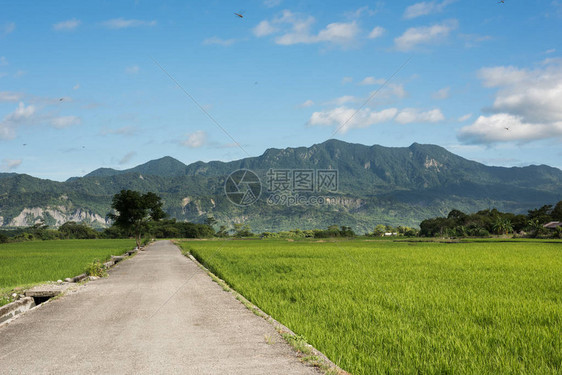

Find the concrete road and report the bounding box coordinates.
[0,241,321,374]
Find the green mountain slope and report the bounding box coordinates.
[85,156,188,178]
[1,140,561,232]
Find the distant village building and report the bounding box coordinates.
[543,221,562,229]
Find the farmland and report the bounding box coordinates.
[0,239,135,303]
[181,239,562,374]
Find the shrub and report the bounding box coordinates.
[85,259,106,277]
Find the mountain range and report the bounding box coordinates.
[1,140,561,233]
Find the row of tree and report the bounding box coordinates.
[0,190,215,245]
[2,191,561,243]
[419,201,562,238]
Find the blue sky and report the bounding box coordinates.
[1,0,561,181]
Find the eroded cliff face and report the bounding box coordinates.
[3,207,109,227]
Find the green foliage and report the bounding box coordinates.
[85,259,106,277]
[420,201,562,238]
[108,190,166,247]
[313,225,355,238]
[527,205,553,225]
[216,225,229,238]
[552,201,562,221]
[59,221,99,239]
[204,216,218,227]
[100,225,126,239]
[182,239,562,374]
[260,229,315,239]
[233,223,254,238]
[492,216,513,235]
[147,219,214,239]
[372,224,386,236]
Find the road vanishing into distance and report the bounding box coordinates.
[0,241,320,374]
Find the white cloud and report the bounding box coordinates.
[308,106,398,133]
[0,126,14,140]
[0,102,36,139]
[1,158,22,171]
[432,87,450,99]
[359,76,385,85]
[119,151,136,165]
[299,99,314,108]
[0,91,23,102]
[255,10,359,46]
[546,48,556,54]
[5,102,35,123]
[0,101,84,139]
[477,66,528,88]
[395,19,458,51]
[182,130,206,148]
[272,12,316,45]
[368,26,385,39]
[53,18,81,31]
[125,65,140,74]
[345,5,382,18]
[458,114,562,144]
[458,113,472,122]
[264,0,282,7]
[459,33,492,48]
[386,84,407,98]
[101,126,138,136]
[0,56,7,66]
[328,95,359,105]
[101,18,156,29]
[458,60,562,144]
[51,116,81,129]
[368,84,407,99]
[478,61,562,123]
[403,0,456,19]
[342,77,353,84]
[203,37,237,46]
[2,22,15,37]
[550,1,562,17]
[395,108,444,124]
[316,21,359,44]
[253,20,278,37]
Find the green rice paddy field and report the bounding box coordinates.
[181,239,562,374]
[0,239,135,300]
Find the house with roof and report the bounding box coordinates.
[543,221,562,229]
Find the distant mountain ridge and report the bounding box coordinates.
[1,140,561,232]
[84,156,189,178]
